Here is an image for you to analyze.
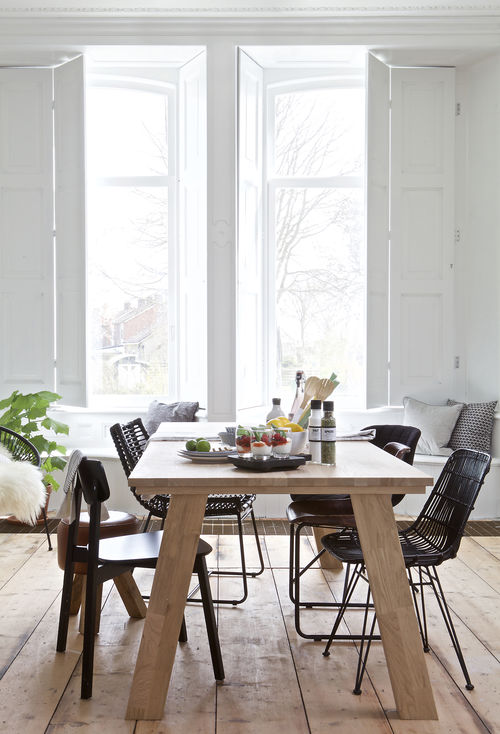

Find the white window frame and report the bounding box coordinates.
[265,73,366,408]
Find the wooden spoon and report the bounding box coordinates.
[315,377,339,403]
[299,375,321,409]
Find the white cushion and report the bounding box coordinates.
[403,397,463,456]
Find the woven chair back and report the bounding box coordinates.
[0,425,41,467]
[404,449,491,562]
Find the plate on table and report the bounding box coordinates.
[177,448,234,463]
[227,454,307,472]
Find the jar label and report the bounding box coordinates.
[309,426,321,442]
[322,427,336,441]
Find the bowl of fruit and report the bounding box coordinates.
[267,417,307,454]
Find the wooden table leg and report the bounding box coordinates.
[126,492,209,721]
[312,526,343,570]
[350,493,438,720]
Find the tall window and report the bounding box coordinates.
[86,77,175,400]
[268,80,366,409]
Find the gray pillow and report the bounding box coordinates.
[403,396,463,456]
[447,399,497,453]
[145,400,199,435]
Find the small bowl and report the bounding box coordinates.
[290,430,307,454]
[218,431,235,447]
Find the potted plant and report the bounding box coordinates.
[0,390,69,492]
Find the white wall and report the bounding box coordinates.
[455,53,500,403]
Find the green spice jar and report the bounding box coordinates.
[321,400,336,465]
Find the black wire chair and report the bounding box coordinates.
[287,425,421,640]
[0,425,52,550]
[110,418,265,605]
[321,448,492,694]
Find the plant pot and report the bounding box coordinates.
[7,483,52,526]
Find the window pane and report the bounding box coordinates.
[273,87,364,178]
[274,187,365,405]
[86,86,169,177]
[87,186,169,395]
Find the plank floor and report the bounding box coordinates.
[0,531,499,734]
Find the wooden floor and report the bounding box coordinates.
[1,530,499,734]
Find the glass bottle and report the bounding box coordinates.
[266,397,285,423]
[321,400,336,465]
[289,370,305,421]
[308,399,322,463]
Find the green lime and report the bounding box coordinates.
[196,439,211,452]
[185,439,197,451]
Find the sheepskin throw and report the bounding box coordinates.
[0,444,46,524]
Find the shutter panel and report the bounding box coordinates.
[366,53,390,408]
[178,52,207,403]
[54,56,87,406]
[237,50,264,409]
[389,67,455,404]
[0,68,55,396]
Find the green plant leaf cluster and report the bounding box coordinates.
[0,390,70,490]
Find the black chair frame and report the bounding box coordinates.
[288,435,417,640]
[110,418,265,605]
[0,425,52,550]
[321,449,492,694]
[56,455,224,699]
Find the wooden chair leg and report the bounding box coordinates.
[70,573,85,615]
[79,581,103,635]
[313,527,343,570]
[114,571,147,618]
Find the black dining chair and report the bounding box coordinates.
[321,448,492,694]
[0,425,52,550]
[288,440,414,640]
[56,454,224,699]
[110,418,265,605]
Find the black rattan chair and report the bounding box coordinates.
[0,425,52,550]
[322,449,492,694]
[56,455,224,699]
[110,418,265,605]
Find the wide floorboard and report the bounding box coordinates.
[0,531,499,734]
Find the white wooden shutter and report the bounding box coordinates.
[366,53,390,408]
[389,67,455,404]
[54,56,87,406]
[178,52,207,403]
[237,50,264,409]
[0,68,55,396]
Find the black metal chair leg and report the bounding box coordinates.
[41,506,52,550]
[353,585,377,694]
[430,567,474,690]
[248,509,265,577]
[179,615,188,643]
[195,555,224,681]
[142,511,153,533]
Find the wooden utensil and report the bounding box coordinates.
[299,376,321,410]
[315,377,339,402]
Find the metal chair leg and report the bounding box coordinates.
[41,506,52,550]
[195,555,224,681]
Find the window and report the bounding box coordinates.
[86,77,175,400]
[268,81,366,410]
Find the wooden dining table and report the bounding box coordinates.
[125,433,438,722]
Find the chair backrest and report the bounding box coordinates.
[383,441,411,461]
[110,419,149,478]
[78,457,111,507]
[404,449,491,562]
[0,425,41,468]
[364,424,420,465]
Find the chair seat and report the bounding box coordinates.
[204,494,256,517]
[99,530,212,565]
[57,510,141,573]
[321,528,450,568]
[286,498,355,527]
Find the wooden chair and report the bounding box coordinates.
[110,418,265,605]
[287,429,420,640]
[0,425,52,550]
[56,455,224,699]
[322,449,492,694]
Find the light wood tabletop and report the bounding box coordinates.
[126,436,437,722]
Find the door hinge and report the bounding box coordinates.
[455,228,461,243]
[456,102,461,116]
[454,356,460,369]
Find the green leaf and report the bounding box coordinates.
[43,473,60,491]
[23,421,39,433]
[30,435,50,454]
[55,444,67,455]
[51,456,67,471]
[0,391,18,409]
[38,391,61,402]
[43,417,69,435]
